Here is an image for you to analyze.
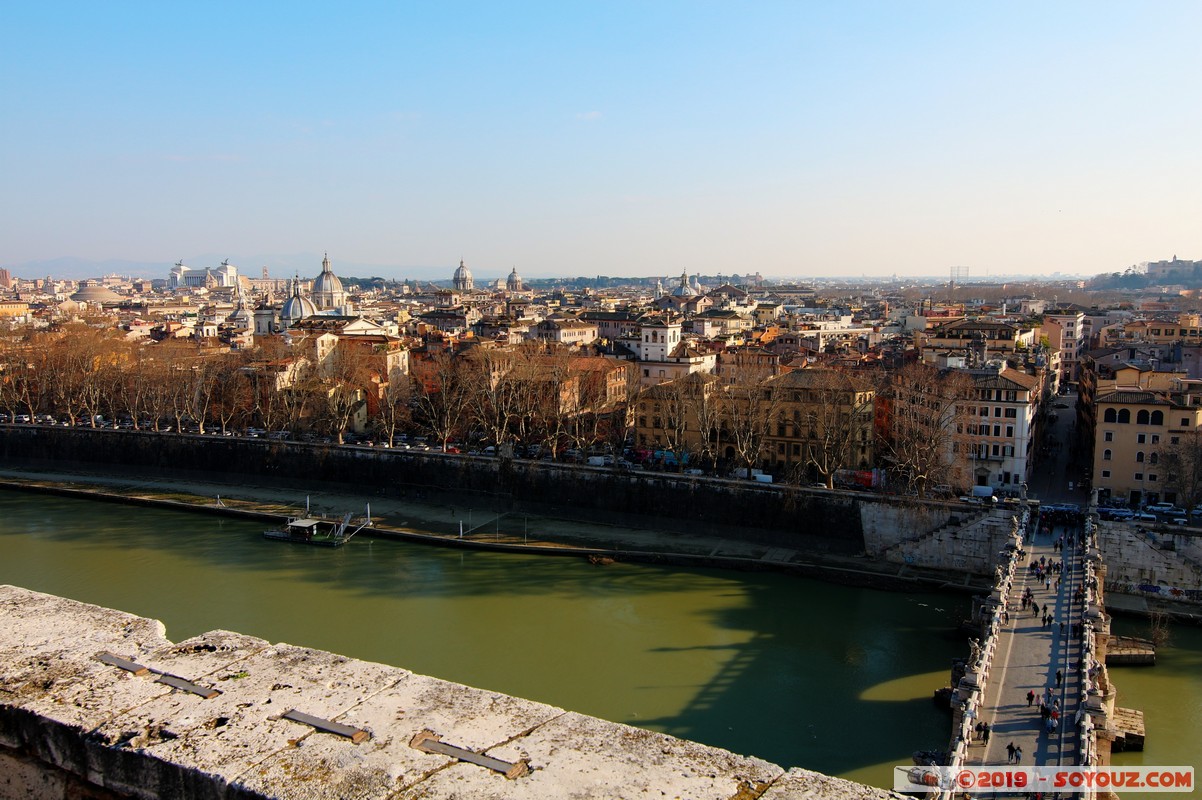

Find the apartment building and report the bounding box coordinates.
[1092,383,1202,506]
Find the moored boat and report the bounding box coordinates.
[263,502,372,547]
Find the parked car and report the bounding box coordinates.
[1146,502,1185,515]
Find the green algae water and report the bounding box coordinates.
[5,490,1192,789]
[1106,617,1202,799]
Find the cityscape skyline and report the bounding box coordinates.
[2,2,1200,278]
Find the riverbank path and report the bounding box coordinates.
[966,518,1086,770]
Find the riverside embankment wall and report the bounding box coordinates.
[0,585,897,800]
[0,426,956,556]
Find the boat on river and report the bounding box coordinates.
[263,501,373,547]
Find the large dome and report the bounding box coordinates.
[281,283,317,326]
[669,271,697,298]
[69,283,123,304]
[453,259,474,291]
[506,266,523,292]
[311,253,346,310]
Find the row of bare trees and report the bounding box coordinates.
[0,326,381,441]
[1,323,1014,493]
[408,342,640,456]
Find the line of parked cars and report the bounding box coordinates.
[1099,500,1201,525]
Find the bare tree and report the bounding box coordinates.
[526,345,575,460]
[647,377,693,470]
[880,362,974,497]
[1158,430,1202,511]
[603,360,642,462]
[462,347,522,448]
[319,343,371,443]
[682,372,725,471]
[374,370,412,445]
[724,365,781,479]
[410,348,469,450]
[209,352,253,434]
[786,368,873,489]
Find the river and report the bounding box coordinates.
[1,489,1197,790]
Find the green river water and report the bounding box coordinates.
[1,490,1198,791]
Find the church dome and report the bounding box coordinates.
[453,259,474,291]
[670,271,697,298]
[281,283,317,326]
[506,266,523,292]
[311,253,346,310]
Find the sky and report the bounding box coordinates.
[2,1,1200,281]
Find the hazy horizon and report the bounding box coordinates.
[0,252,1114,284]
[3,2,1199,278]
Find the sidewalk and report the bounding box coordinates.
[969,520,1084,769]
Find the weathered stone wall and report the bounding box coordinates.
[1096,521,1202,599]
[0,426,926,554]
[0,585,897,800]
[859,502,956,556]
[881,509,1018,577]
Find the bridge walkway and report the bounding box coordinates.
[968,518,1086,769]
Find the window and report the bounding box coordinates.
[980,406,989,417]
[1172,436,1180,445]
[1150,453,1159,465]
[1135,472,1144,481]
[995,407,1002,417]
[1149,474,1158,482]
[1136,451,1145,463]
[1182,418,1190,427]
[1104,431,1113,442]
[1137,410,1149,425]
[1101,470,1111,478]
[1151,410,1163,425]
[1118,409,1131,423]
[1004,407,1017,418]
[1103,449,1112,461]
[993,425,1001,436]
[1006,426,1014,438]
[1104,408,1117,423]
[1151,434,1160,444]
[1138,434,1146,444]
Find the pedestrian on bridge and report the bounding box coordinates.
[1056,669,1063,686]
[1006,742,1016,763]
[1027,689,1035,706]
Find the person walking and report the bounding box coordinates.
[1056,669,1063,687]
[982,722,991,744]
[1027,689,1035,707]
[1014,745,1023,764]
[1006,741,1016,763]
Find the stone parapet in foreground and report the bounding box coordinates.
[0,585,897,799]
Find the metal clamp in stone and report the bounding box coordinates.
[283,709,370,744]
[96,652,221,698]
[155,673,221,699]
[410,729,531,779]
[97,652,151,676]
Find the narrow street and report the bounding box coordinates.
[1028,390,1090,507]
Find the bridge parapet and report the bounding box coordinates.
[940,505,1031,797]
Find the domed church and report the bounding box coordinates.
[311,253,347,311]
[452,259,474,292]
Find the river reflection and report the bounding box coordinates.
[0,489,1049,787]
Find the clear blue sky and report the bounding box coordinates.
[2,1,1200,280]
